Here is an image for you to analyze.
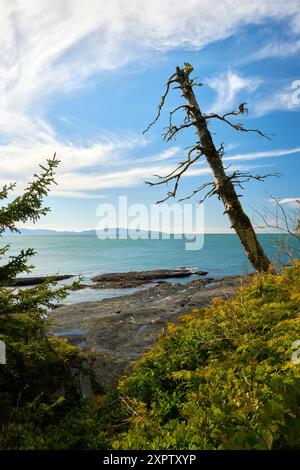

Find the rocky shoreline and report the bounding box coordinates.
[48,272,245,392]
[11,274,74,286]
[90,268,208,289]
[12,268,206,288]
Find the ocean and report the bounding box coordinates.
[1,233,296,303]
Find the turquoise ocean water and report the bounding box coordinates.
[1,234,296,303]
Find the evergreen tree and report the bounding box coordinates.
[0,156,80,446]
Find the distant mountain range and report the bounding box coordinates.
[5,228,166,236]
[18,228,98,235]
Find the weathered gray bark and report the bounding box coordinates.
[146,65,271,273]
[176,66,271,272]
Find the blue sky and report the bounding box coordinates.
[1,0,300,232]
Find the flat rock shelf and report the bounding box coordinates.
[90,268,208,289]
[48,274,245,391]
[11,274,74,286]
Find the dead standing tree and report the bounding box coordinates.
[144,63,274,272]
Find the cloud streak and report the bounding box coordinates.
[207,71,261,114]
[248,39,300,61]
[223,147,300,162]
[1,0,300,197]
[277,198,300,206]
[254,81,300,115]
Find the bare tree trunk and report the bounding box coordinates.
[175,66,271,272]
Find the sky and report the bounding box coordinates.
[1,0,300,233]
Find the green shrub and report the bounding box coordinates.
[111,264,300,450]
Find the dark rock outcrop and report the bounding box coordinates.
[91,268,208,289]
[11,274,74,286]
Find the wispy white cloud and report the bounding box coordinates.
[254,80,300,115]
[1,0,300,197]
[54,165,177,192]
[0,139,178,194]
[277,197,300,206]
[186,163,265,178]
[223,146,300,162]
[144,148,180,162]
[1,141,298,195]
[207,70,261,114]
[50,190,108,199]
[1,0,296,115]
[248,39,300,61]
[0,133,147,178]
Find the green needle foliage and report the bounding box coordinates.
[0,156,59,285]
[0,157,108,449]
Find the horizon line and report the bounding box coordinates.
[9,227,285,235]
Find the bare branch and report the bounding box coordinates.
[163,121,196,142]
[145,150,203,203]
[169,105,192,128]
[217,143,225,158]
[178,181,216,203]
[203,104,270,140]
[183,142,203,158]
[228,171,280,187]
[143,73,177,134]
[253,197,300,260]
